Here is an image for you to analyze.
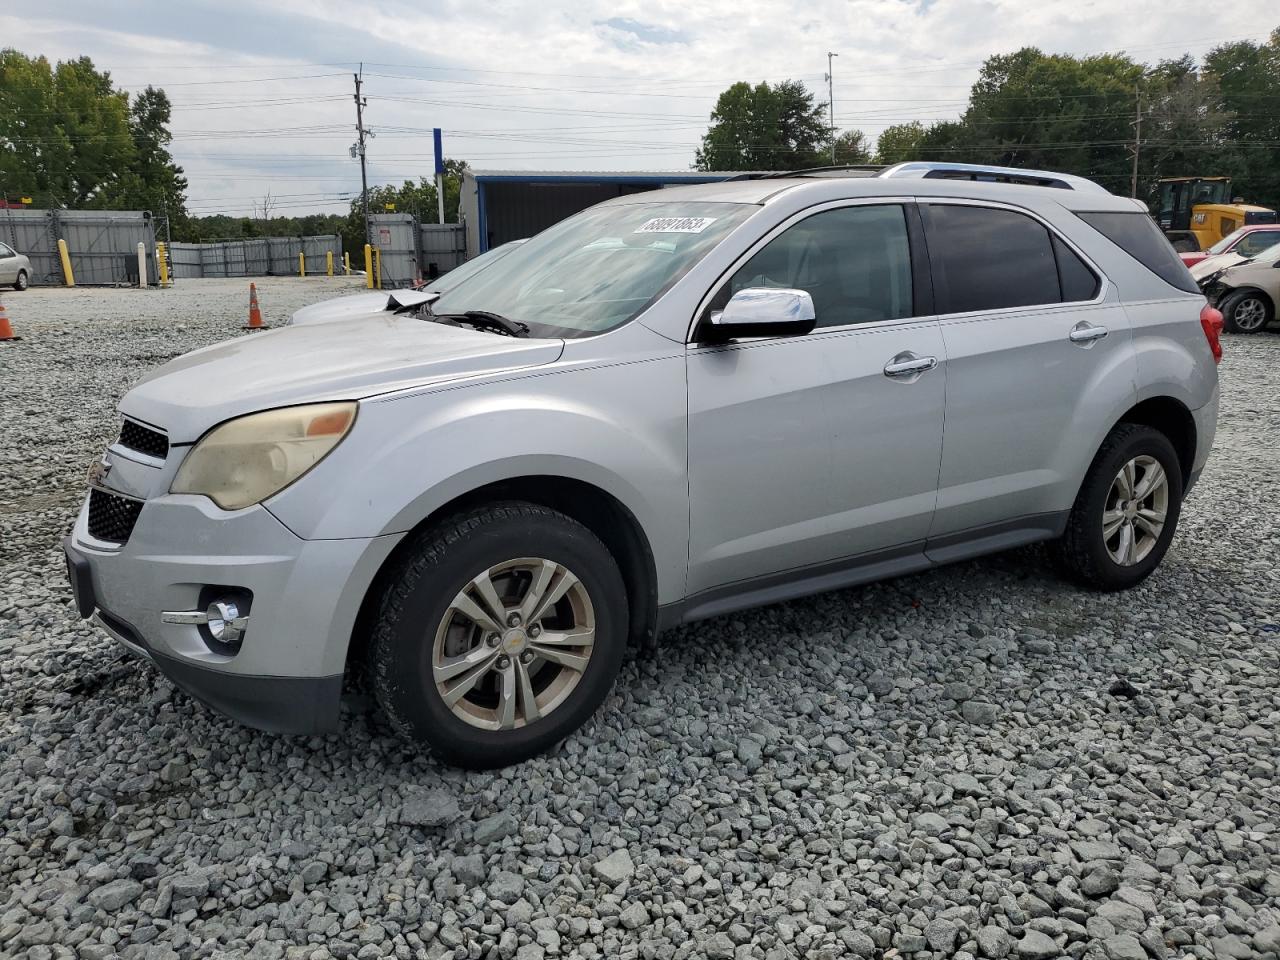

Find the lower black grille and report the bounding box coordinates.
[88,488,144,543]
[119,420,169,459]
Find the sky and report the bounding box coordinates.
[2,0,1274,217]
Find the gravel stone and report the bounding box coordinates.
[1,279,1278,960]
[397,788,461,828]
[1015,930,1059,959]
[474,811,518,844]
[977,925,1012,958]
[1103,934,1147,960]
[88,879,143,911]
[591,849,635,884]
[618,902,649,930]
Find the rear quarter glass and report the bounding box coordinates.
[1076,211,1199,294]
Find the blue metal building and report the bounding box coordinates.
[458,169,748,258]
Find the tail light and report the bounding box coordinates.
[1200,304,1223,364]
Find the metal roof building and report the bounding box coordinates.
[459,169,750,257]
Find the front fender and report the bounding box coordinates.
[266,357,690,602]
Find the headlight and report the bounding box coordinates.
[171,402,356,510]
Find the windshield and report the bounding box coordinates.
[428,240,525,294]
[1206,228,1247,256]
[430,201,753,338]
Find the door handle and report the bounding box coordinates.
[1068,322,1109,344]
[883,353,939,378]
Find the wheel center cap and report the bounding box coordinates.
[502,629,527,654]
[1124,500,1138,520]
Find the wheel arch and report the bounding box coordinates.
[345,474,661,683]
[1113,396,1196,485]
[1222,285,1276,314]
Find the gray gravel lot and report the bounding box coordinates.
[1,278,1278,960]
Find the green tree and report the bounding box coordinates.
[695,80,830,170]
[1204,29,1280,210]
[340,160,468,256]
[875,122,927,164]
[0,50,135,206]
[832,130,871,165]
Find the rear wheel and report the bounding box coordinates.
[1220,290,1272,334]
[13,270,27,291]
[371,502,627,768]
[1052,424,1184,591]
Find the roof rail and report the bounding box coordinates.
[727,165,886,181]
[877,161,1110,194]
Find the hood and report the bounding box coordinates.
[289,288,439,326]
[121,315,564,441]
[1190,251,1250,279]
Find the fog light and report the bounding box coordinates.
[206,600,245,644]
[161,594,251,655]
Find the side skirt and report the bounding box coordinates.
[658,511,1068,630]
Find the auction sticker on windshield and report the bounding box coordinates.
[635,217,718,234]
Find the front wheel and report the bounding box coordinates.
[1052,424,1184,591]
[1219,290,1272,334]
[371,502,628,768]
[13,270,27,291]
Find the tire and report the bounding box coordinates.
[13,270,27,291]
[371,501,628,768]
[1051,424,1184,591]
[1219,289,1272,334]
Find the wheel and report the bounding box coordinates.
[371,502,628,768]
[1219,290,1272,334]
[1052,424,1184,591]
[13,270,27,291]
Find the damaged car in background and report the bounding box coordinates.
[1193,241,1279,334]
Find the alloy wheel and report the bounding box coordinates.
[1232,297,1267,332]
[431,557,595,731]
[1102,455,1169,566]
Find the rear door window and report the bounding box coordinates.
[1075,211,1199,293]
[922,204,1062,313]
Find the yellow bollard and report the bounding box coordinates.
[156,242,170,287]
[364,244,373,289]
[57,238,75,287]
[326,250,334,277]
[374,248,382,290]
[343,252,350,275]
[298,252,306,277]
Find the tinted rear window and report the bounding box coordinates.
[1076,211,1198,293]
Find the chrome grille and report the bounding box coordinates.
[119,420,169,459]
[87,488,144,543]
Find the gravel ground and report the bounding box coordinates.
[1,279,1278,960]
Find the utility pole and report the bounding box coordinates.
[353,65,371,243]
[826,52,839,164]
[1129,84,1142,199]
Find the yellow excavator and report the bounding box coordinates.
[1156,176,1277,251]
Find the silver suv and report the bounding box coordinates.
[65,163,1222,768]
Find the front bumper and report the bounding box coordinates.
[66,490,399,735]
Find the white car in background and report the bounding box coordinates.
[290,240,527,326]
[0,241,32,290]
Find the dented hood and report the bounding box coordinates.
[120,314,563,442]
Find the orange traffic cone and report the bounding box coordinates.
[0,301,19,341]
[244,282,265,330]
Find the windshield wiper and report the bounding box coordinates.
[432,310,530,338]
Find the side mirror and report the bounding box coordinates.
[702,287,817,343]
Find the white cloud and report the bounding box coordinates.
[2,0,1274,215]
